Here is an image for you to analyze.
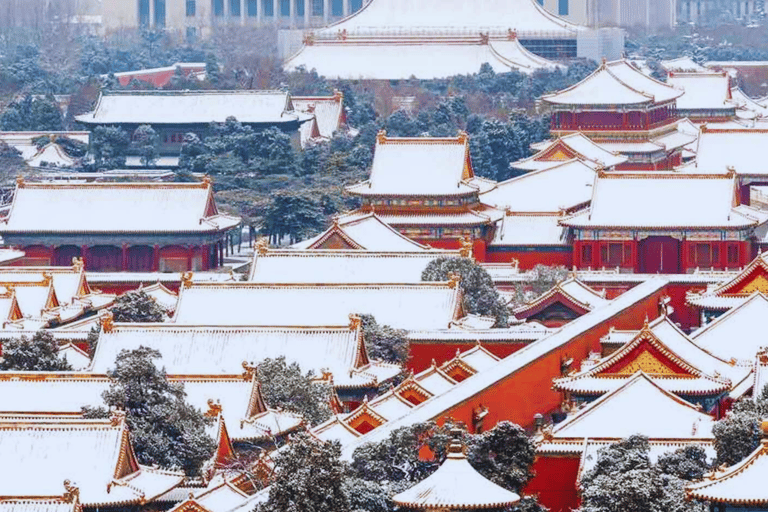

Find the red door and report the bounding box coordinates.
[639,236,681,274]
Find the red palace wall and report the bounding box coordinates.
[527,455,582,512]
[408,342,529,373]
[430,286,665,433]
[485,249,573,270]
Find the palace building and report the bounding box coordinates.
[0,179,241,272]
[75,90,313,160]
[541,59,696,170]
[345,132,502,256]
[512,276,609,327]
[529,372,716,512]
[666,71,737,122]
[283,0,582,80]
[562,171,764,273]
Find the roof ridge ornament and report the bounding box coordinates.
[349,313,362,331]
[100,310,114,333]
[254,237,270,256]
[242,361,257,380]
[507,28,517,40]
[71,257,84,272]
[205,399,223,417]
[376,130,387,144]
[448,271,462,289]
[62,480,80,504]
[109,408,126,426]
[15,176,24,188]
[181,271,194,289]
[459,236,474,259]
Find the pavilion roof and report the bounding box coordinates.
[292,212,430,251]
[730,87,768,118]
[686,435,768,505]
[90,323,399,390]
[560,172,756,230]
[248,249,461,284]
[392,434,520,509]
[512,133,627,172]
[312,0,579,37]
[690,292,768,365]
[0,416,183,506]
[169,282,463,330]
[75,90,309,126]
[0,180,241,234]
[490,212,570,247]
[666,72,735,112]
[554,316,735,397]
[346,132,478,197]
[481,158,596,213]
[513,276,608,320]
[542,59,683,107]
[294,91,345,146]
[285,36,559,80]
[547,372,716,441]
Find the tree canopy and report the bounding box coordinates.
[713,384,768,466]
[0,94,63,131]
[256,356,333,427]
[358,314,409,365]
[258,432,350,512]
[0,330,72,371]
[422,257,509,327]
[87,346,216,476]
[111,289,166,323]
[578,435,709,512]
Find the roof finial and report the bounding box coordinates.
[71,257,84,272]
[376,130,387,144]
[15,176,24,188]
[100,310,114,333]
[62,480,80,504]
[459,236,473,259]
[447,271,462,289]
[349,313,362,331]
[254,236,270,256]
[205,399,223,417]
[643,315,649,329]
[109,408,126,426]
[242,361,257,380]
[181,271,194,289]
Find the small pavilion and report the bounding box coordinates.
[392,429,520,511]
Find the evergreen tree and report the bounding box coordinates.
[0,94,63,131]
[0,331,72,371]
[91,126,130,170]
[258,432,350,512]
[256,356,333,426]
[92,346,215,475]
[111,290,166,323]
[262,191,326,244]
[0,141,30,181]
[579,436,708,512]
[132,124,159,167]
[358,314,409,365]
[713,385,768,466]
[421,257,509,327]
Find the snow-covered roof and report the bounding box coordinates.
[686,435,768,505]
[0,180,241,234]
[666,72,735,113]
[58,344,91,370]
[293,91,345,145]
[75,90,309,126]
[248,249,459,284]
[554,316,737,397]
[312,344,500,443]
[292,213,430,251]
[346,133,477,197]
[660,56,706,73]
[481,159,596,213]
[285,36,559,80]
[731,87,768,119]
[138,282,179,312]
[336,277,668,458]
[312,0,579,37]
[407,324,554,343]
[561,172,755,229]
[370,207,504,227]
[686,253,768,310]
[542,59,683,107]
[90,324,399,389]
[26,143,76,169]
[694,127,768,175]
[0,498,80,512]
[690,293,768,365]
[170,282,462,330]
[490,213,570,247]
[511,134,627,171]
[392,434,520,509]
[548,372,716,440]
[514,277,608,319]
[0,416,183,506]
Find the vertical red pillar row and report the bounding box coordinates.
[152,245,160,272]
[121,244,128,271]
[80,246,89,270]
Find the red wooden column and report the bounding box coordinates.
[152,245,160,272]
[202,244,210,270]
[81,246,89,269]
[121,244,129,271]
[187,246,194,271]
[681,240,690,273]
